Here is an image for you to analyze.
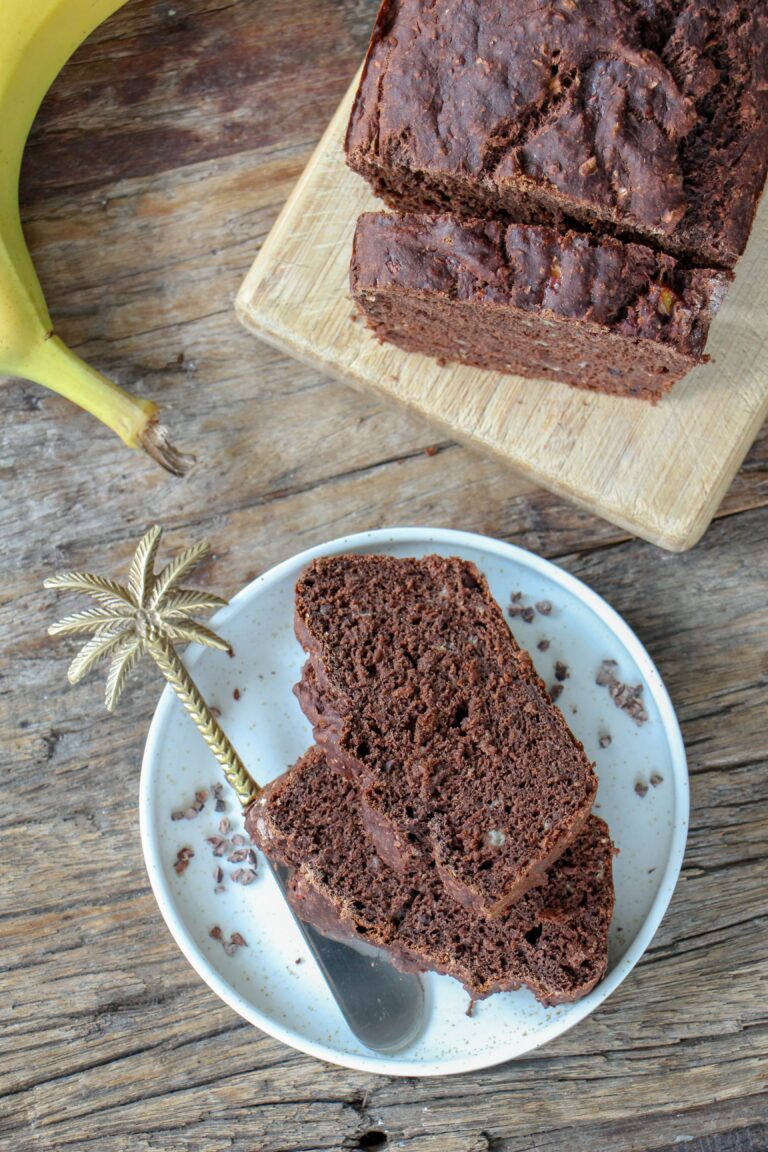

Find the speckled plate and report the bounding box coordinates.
[139,528,688,1076]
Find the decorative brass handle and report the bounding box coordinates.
[44,525,260,808]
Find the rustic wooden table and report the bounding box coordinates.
[2,3,767,1150]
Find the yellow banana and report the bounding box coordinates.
[0,0,187,474]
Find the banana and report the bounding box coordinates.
[0,0,187,474]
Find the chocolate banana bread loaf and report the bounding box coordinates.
[346,0,768,270]
[294,553,598,916]
[246,747,615,1004]
[351,212,728,399]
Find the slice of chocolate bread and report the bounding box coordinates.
[246,747,615,1004]
[351,212,728,400]
[296,657,431,873]
[294,553,598,916]
[345,0,768,270]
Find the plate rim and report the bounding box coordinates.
[139,526,689,1076]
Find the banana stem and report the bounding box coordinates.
[19,334,190,475]
[149,636,261,809]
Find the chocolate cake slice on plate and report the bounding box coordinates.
[246,747,615,1005]
[294,553,598,916]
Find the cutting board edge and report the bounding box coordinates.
[236,292,743,552]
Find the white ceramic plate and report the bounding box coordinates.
[140,528,688,1076]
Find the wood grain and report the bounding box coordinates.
[236,74,768,552]
[1,1,767,1150]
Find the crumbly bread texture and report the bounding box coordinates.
[246,747,615,1004]
[351,212,728,399]
[346,0,768,270]
[293,553,598,916]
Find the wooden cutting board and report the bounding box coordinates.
[236,72,768,551]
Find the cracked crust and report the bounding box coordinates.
[345,0,768,269]
[350,211,729,399]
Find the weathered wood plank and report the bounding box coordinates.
[20,0,376,200]
[1,1,767,1150]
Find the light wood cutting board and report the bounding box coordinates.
[236,72,768,551]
